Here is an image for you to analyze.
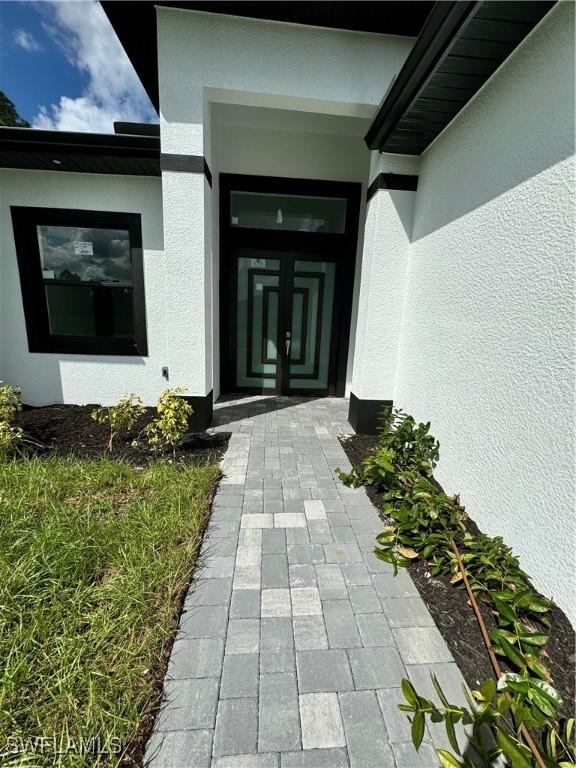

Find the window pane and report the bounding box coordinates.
[289,261,335,390]
[236,256,280,388]
[46,285,134,337]
[37,225,132,283]
[231,192,346,233]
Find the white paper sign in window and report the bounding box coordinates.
[73,241,94,256]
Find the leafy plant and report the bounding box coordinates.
[0,382,23,459]
[0,381,22,422]
[377,407,440,475]
[0,422,23,459]
[337,408,439,490]
[143,388,193,456]
[400,674,575,767]
[336,404,572,767]
[338,445,397,489]
[375,471,466,573]
[91,394,146,452]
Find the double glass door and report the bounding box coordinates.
[220,175,361,397]
[236,250,336,394]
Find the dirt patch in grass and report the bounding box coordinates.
[340,434,575,720]
[16,404,229,466]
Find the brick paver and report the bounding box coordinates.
[144,396,466,767]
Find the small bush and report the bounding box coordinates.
[377,407,439,475]
[338,408,439,490]
[0,381,22,422]
[0,422,23,459]
[0,382,23,459]
[143,388,193,456]
[91,394,146,452]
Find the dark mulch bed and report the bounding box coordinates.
[340,434,575,720]
[15,404,229,466]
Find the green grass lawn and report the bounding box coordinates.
[0,457,220,767]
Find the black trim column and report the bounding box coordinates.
[160,153,212,187]
[348,393,393,435]
[183,391,214,432]
[367,173,418,200]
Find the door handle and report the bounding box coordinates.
[285,332,291,357]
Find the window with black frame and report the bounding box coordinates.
[10,208,147,356]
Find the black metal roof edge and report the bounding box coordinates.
[114,121,160,137]
[102,2,159,110]
[365,1,479,150]
[0,126,160,158]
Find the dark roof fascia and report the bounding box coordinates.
[102,2,159,110]
[0,127,160,176]
[365,1,479,150]
[0,127,160,157]
[114,121,161,137]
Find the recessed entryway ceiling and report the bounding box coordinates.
[212,103,372,139]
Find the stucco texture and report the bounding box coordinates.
[157,7,414,153]
[352,187,414,400]
[394,2,575,622]
[0,170,168,406]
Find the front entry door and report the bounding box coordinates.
[220,174,361,397]
[236,251,337,395]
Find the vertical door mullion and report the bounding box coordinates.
[278,253,293,394]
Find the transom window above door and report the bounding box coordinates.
[10,207,147,356]
[230,191,347,233]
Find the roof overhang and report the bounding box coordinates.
[0,126,160,176]
[365,0,556,155]
[101,1,435,112]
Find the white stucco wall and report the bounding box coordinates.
[394,2,575,622]
[0,169,171,406]
[161,170,214,396]
[157,8,415,153]
[350,153,419,401]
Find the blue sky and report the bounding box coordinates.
[0,0,157,132]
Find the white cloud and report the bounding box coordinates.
[15,29,42,52]
[32,1,157,133]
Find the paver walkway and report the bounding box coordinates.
[145,396,468,768]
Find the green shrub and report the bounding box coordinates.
[143,388,193,456]
[91,394,146,452]
[400,673,574,767]
[0,381,22,422]
[337,404,572,767]
[0,382,23,459]
[337,408,439,490]
[374,471,466,573]
[377,407,439,475]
